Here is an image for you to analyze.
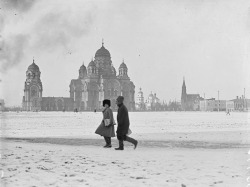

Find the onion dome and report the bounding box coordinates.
[79,62,87,79]
[87,59,98,76]
[119,61,127,69]
[149,92,154,98]
[80,62,86,70]
[28,59,40,71]
[88,59,96,67]
[95,42,111,57]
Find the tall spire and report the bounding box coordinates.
[102,38,104,46]
[33,57,35,64]
[182,76,186,86]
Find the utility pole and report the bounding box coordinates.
[218,91,219,112]
[244,88,246,111]
[204,93,206,111]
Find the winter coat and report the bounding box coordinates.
[102,107,115,125]
[95,107,115,137]
[116,103,130,136]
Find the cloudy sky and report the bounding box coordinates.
[0,0,250,106]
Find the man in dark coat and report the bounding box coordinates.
[115,96,138,150]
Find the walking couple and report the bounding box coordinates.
[95,96,138,150]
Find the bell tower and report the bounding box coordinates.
[181,77,187,111]
[22,58,43,111]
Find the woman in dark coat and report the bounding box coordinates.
[95,99,116,148]
[115,96,138,150]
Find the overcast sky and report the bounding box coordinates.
[0,0,250,106]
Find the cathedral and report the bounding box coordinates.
[69,42,135,111]
[22,42,135,111]
[181,78,202,111]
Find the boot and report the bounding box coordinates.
[105,137,112,148]
[126,136,138,149]
[103,137,111,148]
[115,140,124,150]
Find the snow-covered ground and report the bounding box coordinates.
[0,111,250,187]
[1,111,250,138]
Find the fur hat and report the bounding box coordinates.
[116,96,124,103]
[103,99,111,107]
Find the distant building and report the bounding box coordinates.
[40,97,74,111]
[226,100,234,112]
[181,78,203,111]
[22,42,135,111]
[233,96,250,111]
[145,92,161,111]
[22,59,44,111]
[199,98,215,111]
[214,100,226,111]
[199,99,226,111]
[0,99,5,111]
[135,88,146,111]
[22,59,74,111]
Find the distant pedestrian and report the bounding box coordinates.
[95,99,116,148]
[115,96,138,150]
[226,110,230,115]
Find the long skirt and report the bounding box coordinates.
[95,122,115,137]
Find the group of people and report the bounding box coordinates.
[95,96,138,150]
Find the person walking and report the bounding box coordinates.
[95,99,116,148]
[115,96,138,150]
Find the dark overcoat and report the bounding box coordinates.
[116,104,130,136]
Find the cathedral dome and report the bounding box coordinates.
[119,61,127,69]
[79,62,87,79]
[28,60,39,72]
[80,63,86,70]
[88,60,96,67]
[95,44,111,58]
[148,92,154,98]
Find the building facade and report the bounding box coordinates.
[145,92,161,111]
[226,100,234,112]
[199,99,215,111]
[200,99,226,111]
[181,78,202,111]
[233,96,250,111]
[22,60,43,111]
[22,43,135,111]
[69,42,135,111]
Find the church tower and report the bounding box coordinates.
[181,77,187,111]
[136,88,145,110]
[22,59,43,111]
